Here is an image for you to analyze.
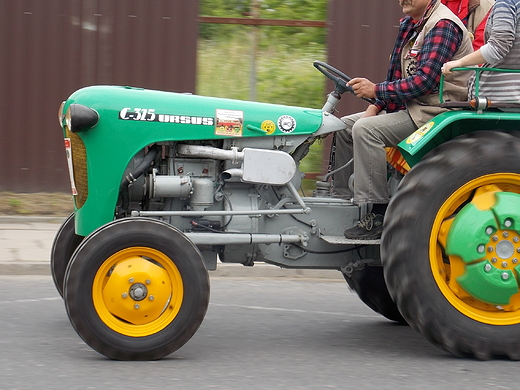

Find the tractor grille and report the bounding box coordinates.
[65,127,88,209]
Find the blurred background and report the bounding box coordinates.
[0,0,401,195]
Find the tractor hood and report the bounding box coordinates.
[59,86,335,235]
[62,85,324,140]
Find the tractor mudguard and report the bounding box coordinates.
[398,109,520,168]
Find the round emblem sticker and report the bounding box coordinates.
[261,120,276,135]
[277,115,296,133]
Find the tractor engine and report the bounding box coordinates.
[121,140,303,264]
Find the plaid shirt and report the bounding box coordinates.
[374,2,464,113]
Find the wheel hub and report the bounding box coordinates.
[446,190,520,305]
[100,256,173,325]
[129,282,148,301]
[496,239,515,260]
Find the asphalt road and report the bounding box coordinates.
[1,275,519,390]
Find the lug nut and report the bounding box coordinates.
[502,261,508,268]
[129,277,134,283]
[514,258,519,264]
[514,237,519,243]
[146,280,151,285]
[503,232,509,238]
[493,235,499,242]
[134,304,140,310]
[477,245,485,253]
[492,257,498,263]
[122,292,128,298]
[486,227,494,235]
[484,264,492,272]
[149,295,155,301]
[502,272,510,280]
[505,219,513,228]
[488,247,494,252]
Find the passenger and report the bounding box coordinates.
[441,0,495,49]
[470,0,496,49]
[335,0,473,240]
[442,0,520,103]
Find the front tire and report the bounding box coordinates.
[383,131,520,359]
[50,213,83,297]
[64,218,209,360]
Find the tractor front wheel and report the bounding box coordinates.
[50,213,83,297]
[63,218,209,360]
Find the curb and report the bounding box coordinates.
[0,263,52,276]
[0,215,67,224]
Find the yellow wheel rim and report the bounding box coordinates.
[92,247,183,337]
[430,173,520,325]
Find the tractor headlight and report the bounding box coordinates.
[65,104,99,133]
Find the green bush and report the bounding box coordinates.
[197,37,326,107]
[197,37,327,178]
[199,0,327,46]
[197,0,329,181]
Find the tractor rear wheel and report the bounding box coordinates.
[64,218,209,360]
[383,131,520,359]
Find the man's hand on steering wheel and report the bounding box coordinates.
[347,78,377,100]
[313,61,376,104]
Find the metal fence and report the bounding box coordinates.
[328,0,402,116]
[0,0,198,192]
[0,0,403,192]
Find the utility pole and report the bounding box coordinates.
[249,0,260,101]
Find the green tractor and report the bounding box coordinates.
[53,61,520,360]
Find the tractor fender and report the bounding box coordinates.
[398,109,520,168]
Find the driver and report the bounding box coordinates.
[336,0,474,240]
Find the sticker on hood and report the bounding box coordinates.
[277,115,296,133]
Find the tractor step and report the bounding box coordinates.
[320,235,381,245]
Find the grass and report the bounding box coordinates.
[197,37,328,177]
[0,192,74,216]
[197,37,327,108]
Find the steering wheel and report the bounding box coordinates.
[313,61,375,104]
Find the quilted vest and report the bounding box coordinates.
[402,2,474,127]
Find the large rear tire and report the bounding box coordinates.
[64,218,209,360]
[383,131,520,359]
